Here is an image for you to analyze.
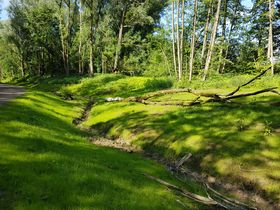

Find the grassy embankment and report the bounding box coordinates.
[59,74,280,207]
[0,80,208,209]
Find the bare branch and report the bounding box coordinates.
[223,67,271,97]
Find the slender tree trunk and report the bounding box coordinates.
[172,1,177,77]
[113,8,126,72]
[66,0,71,76]
[177,0,182,80]
[189,0,198,81]
[78,1,83,74]
[203,0,222,81]
[89,10,94,76]
[160,45,171,76]
[221,3,238,73]
[201,2,212,66]
[20,54,25,77]
[180,0,185,76]
[57,0,70,76]
[268,0,274,75]
[58,14,68,75]
[218,0,228,73]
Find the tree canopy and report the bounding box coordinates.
[0,0,279,80]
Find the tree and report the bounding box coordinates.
[203,0,222,81]
[189,0,198,81]
[172,1,177,77]
[268,0,275,74]
[201,0,213,67]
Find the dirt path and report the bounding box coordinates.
[0,84,25,105]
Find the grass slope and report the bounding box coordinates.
[60,74,280,207]
[0,90,205,210]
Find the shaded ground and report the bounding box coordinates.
[0,84,25,105]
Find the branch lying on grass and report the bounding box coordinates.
[221,67,271,97]
[225,87,278,100]
[105,67,278,106]
[270,89,280,95]
[170,165,259,210]
[144,173,258,210]
[175,153,192,169]
[143,173,219,206]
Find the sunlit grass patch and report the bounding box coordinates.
[78,74,280,205]
[0,90,205,209]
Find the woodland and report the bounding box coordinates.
[0,0,280,210]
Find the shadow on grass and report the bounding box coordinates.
[91,97,280,205]
[0,91,199,210]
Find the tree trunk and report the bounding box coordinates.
[20,53,25,77]
[201,2,212,66]
[113,8,126,72]
[218,0,228,73]
[160,45,171,76]
[189,0,198,81]
[66,0,71,76]
[177,0,182,80]
[57,0,69,76]
[58,14,68,75]
[78,1,83,75]
[268,0,274,75]
[203,0,222,81]
[172,1,177,77]
[221,2,238,73]
[89,10,94,76]
[180,0,185,77]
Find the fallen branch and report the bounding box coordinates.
[270,89,280,95]
[226,87,277,100]
[104,67,278,106]
[143,173,219,206]
[175,153,192,169]
[222,68,271,97]
[204,183,258,210]
[172,166,259,210]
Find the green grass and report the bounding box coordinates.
[59,74,173,100]
[0,90,207,210]
[4,73,280,208]
[58,74,280,206]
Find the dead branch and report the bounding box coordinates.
[104,67,278,106]
[225,87,277,100]
[204,183,258,210]
[222,67,271,97]
[175,153,192,169]
[124,89,220,103]
[143,173,219,206]
[270,89,280,95]
[170,165,259,210]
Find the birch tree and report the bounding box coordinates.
[189,0,198,81]
[172,1,177,76]
[203,0,222,81]
[268,0,275,75]
[201,1,213,67]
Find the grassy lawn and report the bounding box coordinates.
[0,90,207,210]
[59,74,280,207]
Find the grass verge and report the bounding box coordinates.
[0,89,207,210]
[58,74,280,207]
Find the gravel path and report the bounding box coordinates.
[0,84,25,105]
